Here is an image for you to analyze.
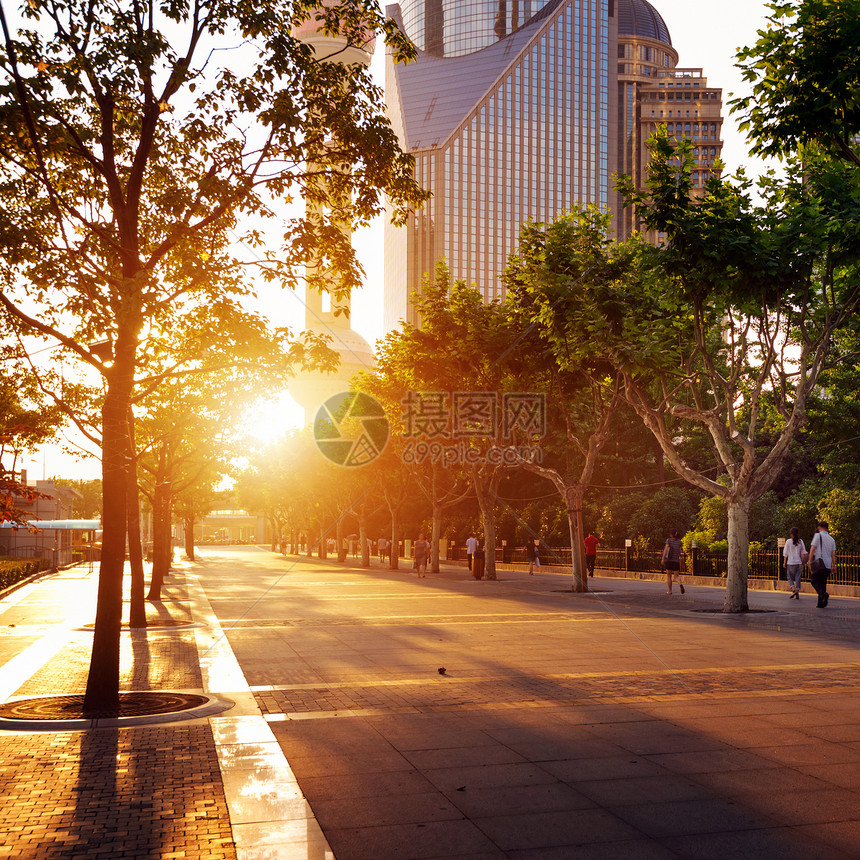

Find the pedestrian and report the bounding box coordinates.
[809,521,837,608]
[378,536,388,563]
[465,534,478,572]
[661,529,685,595]
[524,539,539,575]
[414,533,430,577]
[782,527,807,600]
[584,532,599,577]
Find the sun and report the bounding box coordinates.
[242,391,305,443]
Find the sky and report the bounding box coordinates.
[25,0,775,482]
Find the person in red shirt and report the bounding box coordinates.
[584,532,599,577]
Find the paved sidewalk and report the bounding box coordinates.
[1,548,860,858]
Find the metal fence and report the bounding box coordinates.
[450,544,860,587]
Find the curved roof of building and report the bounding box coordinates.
[617,0,672,45]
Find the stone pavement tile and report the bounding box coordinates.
[218,769,308,821]
[741,787,860,826]
[690,765,834,797]
[805,723,860,743]
[797,762,860,789]
[758,707,860,728]
[270,725,399,760]
[312,791,465,828]
[748,739,860,767]
[661,826,839,860]
[611,797,776,839]
[506,840,679,859]
[297,769,438,803]
[555,706,667,726]
[670,720,811,750]
[231,818,328,848]
[499,734,632,762]
[575,774,713,807]
[402,743,527,770]
[541,754,671,782]
[443,781,596,818]
[585,723,730,756]
[644,747,779,774]
[215,740,296,773]
[282,751,414,779]
[325,819,504,859]
[793,820,860,858]
[423,762,561,792]
[472,808,645,851]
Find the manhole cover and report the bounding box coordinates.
[0,691,208,721]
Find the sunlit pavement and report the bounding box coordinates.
[2,549,860,858]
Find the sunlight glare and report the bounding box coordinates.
[242,391,305,443]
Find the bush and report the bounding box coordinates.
[682,529,717,553]
[0,557,50,590]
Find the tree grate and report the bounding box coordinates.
[0,691,208,720]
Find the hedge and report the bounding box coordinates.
[0,557,51,591]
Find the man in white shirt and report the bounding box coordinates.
[465,535,478,572]
[809,521,837,608]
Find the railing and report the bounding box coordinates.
[449,544,860,587]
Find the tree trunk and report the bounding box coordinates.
[564,487,587,593]
[389,512,400,570]
[147,477,172,600]
[472,467,499,580]
[184,516,195,561]
[359,515,370,568]
[84,355,135,714]
[724,499,751,612]
[431,503,442,573]
[126,436,147,628]
[336,513,346,562]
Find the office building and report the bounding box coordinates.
[384,0,722,327]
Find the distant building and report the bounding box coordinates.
[0,480,89,567]
[384,0,723,327]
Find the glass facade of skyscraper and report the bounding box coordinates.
[384,0,721,329]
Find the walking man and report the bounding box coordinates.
[466,534,478,572]
[809,521,837,608]
[584,532,599,577]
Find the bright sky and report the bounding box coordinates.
[26,0,774,481]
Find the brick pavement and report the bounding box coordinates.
[0,565,238,860]
[0,725,236,860]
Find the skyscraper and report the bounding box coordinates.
[384,0,723,328]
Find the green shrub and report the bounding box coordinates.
[682,529,717,553]
[0,557,50,590]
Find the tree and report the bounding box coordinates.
[733,0,860,168]
[518,141,860,610]
[607,138,860,611]
[53,479,102,519]
[0,348,61,523]
[504,211,626,591]
[0,0,424,712]
[360,264,526,580]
